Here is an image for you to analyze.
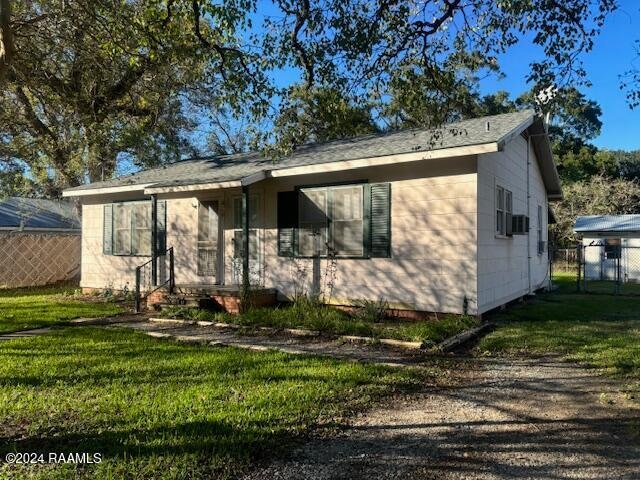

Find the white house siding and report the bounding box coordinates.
[80,157,479,314]
[81,195,214,290]
[259,156,479,315]
[476,135,549,313]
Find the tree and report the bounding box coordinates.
[551,175,640,247]
[609,150,640,181]
[205,109,257,156]
[0,0,622,197]
[274,86,379,149]
[555,147,618,182]
[0,0,269,196]
[265,0,616,93]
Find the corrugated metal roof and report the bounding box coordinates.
[0,197,80,230]
[65,110,534,193]
[573,215,640,233]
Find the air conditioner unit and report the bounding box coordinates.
[511,215,529,235]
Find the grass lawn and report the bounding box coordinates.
[0,286,123,334]
[478,272,640,394]
[160,304,480,345]
[0,328,425,479]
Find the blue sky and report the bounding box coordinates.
[218,0,640,157]
[478,0,640,150]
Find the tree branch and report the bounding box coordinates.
[0,0,16,81]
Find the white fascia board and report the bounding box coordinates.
[62,184,154,197]
[268,143,499,178]
[240,170,268,186]
[495,115,535,149]
[143,180,242,194]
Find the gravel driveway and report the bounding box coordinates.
[243,356,640,480]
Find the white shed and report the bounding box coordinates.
[574,215,640,282]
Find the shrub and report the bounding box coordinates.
[353,298,389,323]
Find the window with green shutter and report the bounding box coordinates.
[102,200,166,256]
[276,182,391,259]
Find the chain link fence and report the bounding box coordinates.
[572,242,640,295]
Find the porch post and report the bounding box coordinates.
[151,193,158,286]
[242,185,250,289]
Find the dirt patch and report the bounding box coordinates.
[243,357,640,480]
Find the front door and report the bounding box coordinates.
[232,195,262,285]
[197,200,221,283]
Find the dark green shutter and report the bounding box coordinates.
[369,183,391,258]
[157,200,167,253]
[277,191,298,256]
[103,204,113,255]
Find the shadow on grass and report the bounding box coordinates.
[0,327,423,478]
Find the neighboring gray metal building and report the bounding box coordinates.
[574,215,640,282]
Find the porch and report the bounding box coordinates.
[146,284,278,315]
[134,184,263,313]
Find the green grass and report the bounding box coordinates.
[479,272,640,388]
[161,304,480,345]
[0,286,123,333]
[0,328,424,479]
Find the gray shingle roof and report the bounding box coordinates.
[574,215,640,233]
[65,110,534,193]
[0,197,80,230]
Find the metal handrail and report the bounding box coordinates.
[135,247,174,312]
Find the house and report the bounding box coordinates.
[574,215,640,282]
[0,197,81,288]
[63,110,562,316]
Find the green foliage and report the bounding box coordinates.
[555,147,619,182]
[274,85,379,149]
[1,0,622,195]
[551,175,640,247]
[0,286,123,333]
[353,298,390,323]
[160,300,480,344]
[611,149,640,181]
[0,327,420,479]
[0,0,269,194]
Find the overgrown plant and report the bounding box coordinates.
[353,298,390,323]
[321,244,338,306]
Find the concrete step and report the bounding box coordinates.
[157,295,219,310]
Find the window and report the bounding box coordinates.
[604,238,621,259]
[331,186,364,256]
[114,202,151,256]
[278,182,391,259]
[298,188,329,257]
[505,190,513,236]
[103,201,166,256]
[197,201,219,277]
[496,185,512,236]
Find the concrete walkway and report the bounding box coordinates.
[112,319,429,367]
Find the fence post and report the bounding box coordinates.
[576,244,582,292]
[616,248,622,295]
[135,266,141,313]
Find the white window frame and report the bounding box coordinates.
[297,183,367,258]
[112,201,152,256]
[495,185,513,238]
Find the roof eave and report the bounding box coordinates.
[139,143,500,195]
[62,183,154,197]
[526,119,563,201]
